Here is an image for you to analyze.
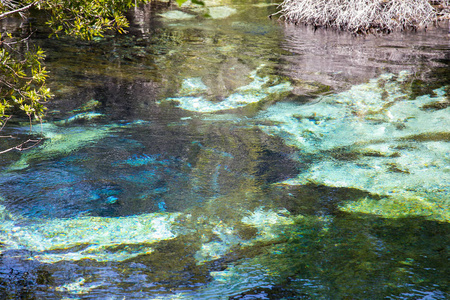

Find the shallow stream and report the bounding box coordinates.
[0,1,449,299]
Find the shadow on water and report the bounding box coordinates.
[224,215,450,300]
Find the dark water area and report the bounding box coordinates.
[0,1,449,299]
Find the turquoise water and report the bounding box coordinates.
[0,1,449,299]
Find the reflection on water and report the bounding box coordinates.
[0,0,449,299]
[281,22,450,92]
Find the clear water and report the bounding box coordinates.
[0,1,449,299]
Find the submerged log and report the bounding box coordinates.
[279,0,450,34]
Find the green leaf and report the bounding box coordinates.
[191,0,205,6]
[176,0,188,6]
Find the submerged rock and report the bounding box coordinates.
[208,6,237,19]
[0,211,180,263]
[53,277,102,295]
[54,112,104,125]
[159,10,196,20]
[161,65,292,112]
[178,77,209,95]
[7,124,115,171]
[241,207,295,242]
[6,116,148,171]
[0,193,296,265]
[258,72,450,221]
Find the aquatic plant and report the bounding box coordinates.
[1,189,448,298]
[278,0,441,34]
[0,190,297,265]
[54,111,104,125]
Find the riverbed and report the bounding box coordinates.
[0,0,449,299]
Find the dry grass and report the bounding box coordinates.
[279,0,441,34]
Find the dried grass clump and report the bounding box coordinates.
[279,0,438,34]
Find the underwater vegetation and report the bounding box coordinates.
[2,184,447,298]
[5,113,150,171]
[159,65,292,113]
[0,70,448,298]
[257,71,449,222]
[1,0,448,297]
[114,153,172,167]
[0,206,180,263]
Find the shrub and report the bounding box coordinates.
[279,0,440,34]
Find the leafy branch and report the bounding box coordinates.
[0,0,151,154]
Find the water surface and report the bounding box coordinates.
[0,1,449,299]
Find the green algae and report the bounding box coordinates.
[72,99,102,113]
[6,115,148,171]
[53,277,102,295]
[0,122,302,266]
[340,193,449,222]
[192,207,296,264]
[0,212,180,263]
[53,112,104,125]
[241,207,295,242]
[258,72,450,222]
[183,213,449,299]
[178,77,209,96]
[0,197,297,266]
[161,65,293,112]
[1,184,448,298]
[7,123,116,170]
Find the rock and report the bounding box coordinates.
[258,72,450,221]
[161,65,292,112]
[208,6,237,19]
[159,10,196,20]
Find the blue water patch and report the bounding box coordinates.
[157,200,167,212]
[114,153,171,167]
[0,148,192,218]
[0,165,110,218]
[105,196,119,204]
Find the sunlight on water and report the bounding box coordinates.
[0,207,180,263]
[7,116,151,171]
[160,65,292,112]
[1,72,449,298]
[0,0,449,298]
[258,72,450,222]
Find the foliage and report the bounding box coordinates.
[0,0,149,125]
[37,0,143,39]
[0,32,51,125]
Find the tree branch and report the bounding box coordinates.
[0,138,42,154]
[0,116,12,131]
[0,1,37,20]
